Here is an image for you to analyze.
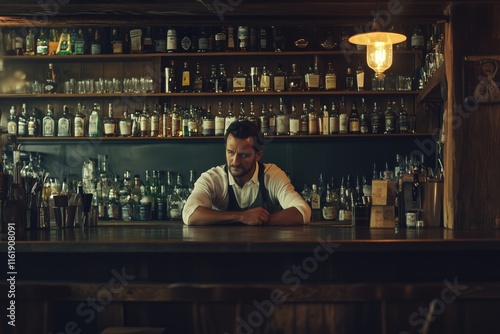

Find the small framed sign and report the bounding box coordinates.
[463,55,500,104]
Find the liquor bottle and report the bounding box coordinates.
[289,105,300,136]
[237,26,249,51]
[140,104,151,137]
[238,102,247,121]
[215,101,226,136]
[36,28,49,55]
[324,62,337,91]
[226,26,236,51]
[90,28,102,55]
[268,104,277,135]
[384,100,396,134]
[206,65,218,92]
[214,26,227,52]
[356,63,365,91]
[307,99,319,135]
[187,106,199,137]
[74,28,85,55]
[88,103,102,137]
[249,66,260,92]
[4,147,27,233]
[259,66,273,92]
[44,63,58,93]
[180,27,192,52]
[258,26,268,51]
[171,104,182,137]
[345,67,355,91]
[42,104,56,137]
[274,63,287,92]
[28,108,40,137]
[259,103,270,135]
[322,183,338,221]
[152,27,166,53]
[57,105,72,137]
[193,62,205,93]
[225,102,237,133]
[7,106,17,136]
[103,103,116,137]
[17,103,28,137]
[165,59,177,93]
[119,109,132,137]
[398,98,409,133]
[25,29,35,56]
[74,103,86,137]
[162,104,172,137]
[197,27,208,52]
[129,28,142,54]
[150,104,160,137]
[288,63,303,91]
[56,28,71,55]
[48,28,59,55]
[202,105,215,136]
[155,184,167,221]
[180,61,192,92]
[339,96,348,134]
[348,101,360,134]
[411,25,424,51]
[321,105,329,135]
[232,66,247,92]
[111,28,123,54]
[217,63,228,92]
[310,184,321,221]
[247,102,259,127]
[276,98,289,136]
[359,98,370,134]
[304,63,320,91]
[299,102,309,135]
[166,27,177,52]
[143,27,154,53]
[329,102,339,134]
[370,102,382,134]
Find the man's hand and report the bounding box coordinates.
[239,207,270,225]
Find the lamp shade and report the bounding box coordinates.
[349,32,406,79]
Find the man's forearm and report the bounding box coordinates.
[267,207,306,225]
[184,206,243,225]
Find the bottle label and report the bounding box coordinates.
[232,77,246,91]
[325,74,337,90]
[18,121,27,136]
[181,36,191,51]
[7,121,17,135]
[74,41,84,55]
[215,117,225,136]
[260,75,271,91]
[411,35,424,48]
[339,114,348,133]
[289,119,300,135]
[329,116,339,134]
[306,74,320,89]
[182,71,190,87]
[119,121,131,136]
[43,120,54,136]
[198,37,208,51]
[170,207,181,219]
[349,120,360,132]
[88,117,98,136]
[276,115,288,135]
[74,117,85,137]
[167,30,177,51]
[91,43,101,55]
[104,123,116,135]
[322,206,337,220]
[274,77,285,91]
[36,44,48,55]
[202,119,215,135]
[58,119,70,136]
[28,121,36,136]
[308,115,318,135]
[112,41,123,54]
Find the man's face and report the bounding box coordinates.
[225,134,263,184]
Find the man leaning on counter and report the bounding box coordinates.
[182,120,311,226]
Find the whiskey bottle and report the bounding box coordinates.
[249,66,260,92]
[197,27,208,52]
[259,66,273,92]
[345,67,355,91]
[57,105,72,137]
[165,59,177,93]
[25,29,35,56]
[237,26,249,51]
[36,29,49,55]
[215,101,226,136]
[411,25,424,51]
[150,104,160,137]
[111,28,123,54]
[103,103,116,137]
[299,103,308,135]
[226,26,236,51]
[73,28,85,55]
[259,103,270,135]
[7,106,17,136]
[247,102,259,127]
[56,28,71,55]
[142,27,154,53]
[48,28,59,55]
[119,109,132,137]
[202,105,215,136]
[289,105,300,136]
[321,105,329,135]
[339,96,348,134]
[214,26,227,52]
[206,65,218,92]
[370,102,382,134]
[324,62,337,91]
[288,63,303,91]
[74,103,86,137]
[171,104,182,137]
[42,104,56,137]
[155,27,167,52]
[90,28,102,55]
[304,63,320,91]
[397,98,409,133]
[268,104,277,135]
[356,63,365,91]
[224,102,237,133]
[187,106,199,137]
[193,62,205,93]
[348,101,360,134]
[44,63,58,94]
[17,103,28,137]
[180,27,192,52]
[140,104,151,137]
[162,104,172,137]
[232,66,247,92]
[359,98,370,134]
[276,98,289,136]
[216,63,228,92]
[273,63,287,92]
[28,108,40,137]
[307,99,319,135]
[166,27,177,52]
[384,100,396,134]
[258,26,268,51]
[329,102,339,134]
[180,61,192,92]
[310,184,321,221]
[88,103,102,137]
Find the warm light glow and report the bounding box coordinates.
[349,32,406,79]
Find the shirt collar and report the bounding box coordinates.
[228,162,259,187]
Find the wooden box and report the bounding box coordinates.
[371,180,397,205]
[370,205,396,228]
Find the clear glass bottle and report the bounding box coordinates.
[307,99,319,135]
[88,103,102,137]
[202,105,215,136]
[329,101,339,134]
[171,104,182,137]
[339,96,348,134]
[140,104,150,137]
[232,66,247,92]
[17,103,28,137]
[310,183,321,221]
[150,104,161,137]
[259,66,273,92]
[215,101,226,136]
[259,102,270,135]
[7,106,17,136]
[74,103,86,137]
[25,29,35,56]
[42,104,56,137]
[103,103,116,137]
[249,66,260,92]
[324,62,337,91]
[276,97,289,136]
[119,109,132,137]
[224,102,237,133]
[305,57,320,91]
[356,63,365,91]
[58,105,72,137]
[289,105,301,136]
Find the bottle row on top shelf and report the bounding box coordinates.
[0,24,439,56]
[8,96,416,139]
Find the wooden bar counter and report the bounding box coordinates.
[2,223,500,333]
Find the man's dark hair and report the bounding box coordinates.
[224,120,265,152]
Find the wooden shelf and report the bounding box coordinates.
[417,65,446,103]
